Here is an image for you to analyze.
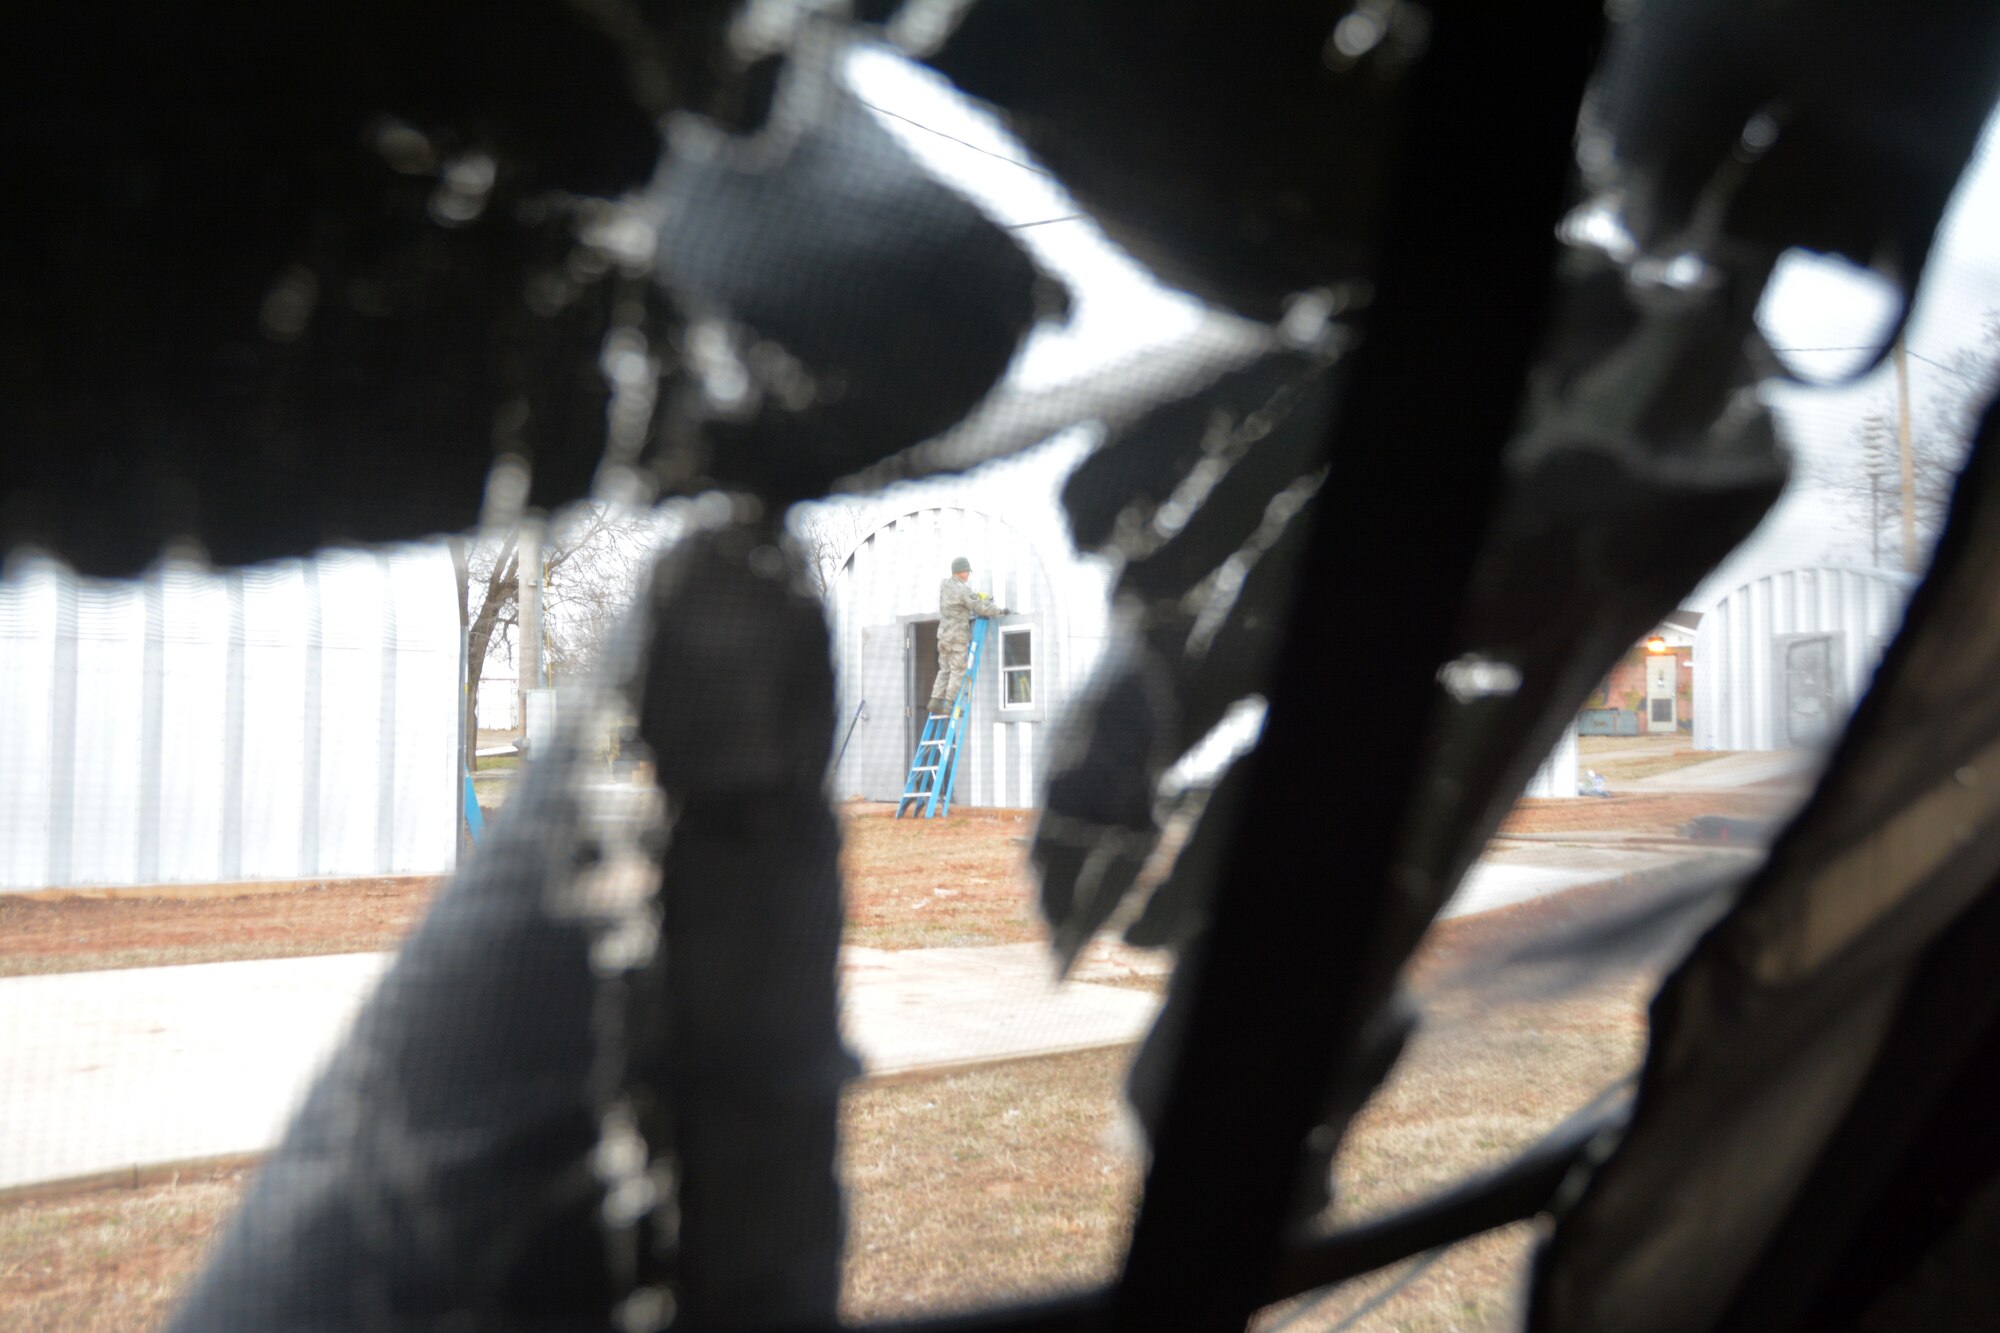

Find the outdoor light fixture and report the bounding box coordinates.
[1645,636,1669,654]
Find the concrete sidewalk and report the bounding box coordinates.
[0,840,1704,1194]
[842,944,1163,1079]
[1624,748,1817,792]
[0,953,391,1193]
[0,943,1163,1193]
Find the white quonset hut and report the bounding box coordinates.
[822,498,1585,806]
[1693,565,1914,752]
[0,548,462,893]
[827,505,1111,809]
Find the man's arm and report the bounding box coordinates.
[942,581,1011,621]
[944,580,986,620]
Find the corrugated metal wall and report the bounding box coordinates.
[0,548,461,892]
[1693,565,1913,752]
[829,507,1070,808]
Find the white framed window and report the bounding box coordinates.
[998,624,1033,710]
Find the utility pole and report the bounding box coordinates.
[1858,412,1893,570]
[1869,472,1880,569]
[1894,337,1919,572]
[517,518,543,740]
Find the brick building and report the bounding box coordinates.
[1585,610,1700,734]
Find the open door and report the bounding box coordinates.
[847,624,907,800]
[906,617,939,764]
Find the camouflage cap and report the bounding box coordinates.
[951,556,971,573]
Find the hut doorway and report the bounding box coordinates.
[1644,656,1678,733]
[1779,632,1842,748]
[906,616,939,762]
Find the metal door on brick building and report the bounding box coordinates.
[1645,656,1677,733]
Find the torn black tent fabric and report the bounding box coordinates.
[4,2,2000,1331]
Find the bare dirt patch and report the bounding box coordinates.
[0,806,1044,976]
[6,782,1752,980]
[1577,734,1727,784]
[839,804,1042,950]
[0,879,442,978]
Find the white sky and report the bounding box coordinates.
[1712,106,2000,603]
[841,41,2000,615]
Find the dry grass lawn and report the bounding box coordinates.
[0,1057,1139,1332]
[0,795,1751,975]
[0,805,1043,977]
[0,879,441,978]
[1576,735,1724,784]
[3,802,1690,1329]
[842,1049,1141,1320]
[1,885,1662,1331]
[840,804,1043,950]
[0,1167,246,1333]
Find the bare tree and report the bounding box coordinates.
[1816,319,2000,566]
[793,503,866,600]
[539,505,665,678]
[458,530,521,767]
[1820,407,1961,566]
[455,505,664,766]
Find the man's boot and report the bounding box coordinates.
[928,697,950,716]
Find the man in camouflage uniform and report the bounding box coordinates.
[928,556,1005,716]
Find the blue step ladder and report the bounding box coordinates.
[897,618,990,820]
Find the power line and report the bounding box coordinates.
[855,97,1054,178]
[1770,345,1990,383]
[1905,347,1986,382]
[852,98,1084,231]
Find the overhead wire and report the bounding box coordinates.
[854,96,1085,233]
[1769,345,1986,381]
[855,97,1054,178]
[1906,347,1987,381]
